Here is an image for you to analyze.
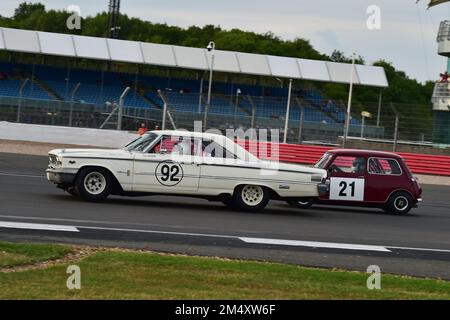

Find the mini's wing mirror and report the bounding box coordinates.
[160,148,168,154]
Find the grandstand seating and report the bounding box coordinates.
[32,65,149,108]
[0,61,354,125]
[298,89,360,125]
[0,62,52,100]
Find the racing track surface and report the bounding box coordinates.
[1,152,450,279]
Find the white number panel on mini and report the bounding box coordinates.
[329,177,365,201]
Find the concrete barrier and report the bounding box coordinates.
[1,122,449,176]
[0,122,139,148]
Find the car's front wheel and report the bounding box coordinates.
[232,184,270,212]
[75,168,112,202]
[287,198,314,209]
[384,191,413,215]
[66,187,78,197]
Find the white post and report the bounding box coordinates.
[16,78,29,123]
[198,77,204,113]
[234,88,241,127]
[69,82,81,127]
[283,79,293,143]
[360,116,365,138]
[234,89,241,115]
[376,89,382,127]
[295,97,305,143]
[117,87,131,130]
[247,95,257,129]
[158,90,169,130]
[162,102,168,130]
[343,53,355,148]
[204,41,215,129]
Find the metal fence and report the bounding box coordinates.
[0,91,448,154]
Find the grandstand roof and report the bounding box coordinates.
[0,27,388,88]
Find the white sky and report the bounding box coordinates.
[1,0,449,83]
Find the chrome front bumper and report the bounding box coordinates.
[46,168,78,185]
[414,198,423,208]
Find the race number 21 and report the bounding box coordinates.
[329,177,364,201]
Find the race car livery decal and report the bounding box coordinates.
[155,161,184,186]
[329,177,364,201]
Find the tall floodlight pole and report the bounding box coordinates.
[69,82,81,127]
[108,0,121,39]
[342,53,356,148]
[283,79,293,143]
[16,78,29,123]
[204,41,215,129]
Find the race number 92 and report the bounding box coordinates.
[155,161,183,186]
[329,177,364,201]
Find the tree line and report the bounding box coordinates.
[0,2,435,132]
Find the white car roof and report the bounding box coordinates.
[151,130,259,162]
[151,130,225,140]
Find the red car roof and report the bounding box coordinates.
[327,149,403,159]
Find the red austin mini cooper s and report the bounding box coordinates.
[288,149,423,215]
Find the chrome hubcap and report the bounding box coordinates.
[394,196,408,211]
[83,172,106,195]
[241,185,264,206]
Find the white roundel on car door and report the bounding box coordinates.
[329,177,365,201]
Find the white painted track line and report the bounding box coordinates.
[1,219,450,255]
[0,221,79,232]
[0,172,43,178]
[239,237,391,252]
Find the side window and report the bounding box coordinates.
[368,158,402,175]
[329,156,366,174]
[149,136,194,156]
[201,139,235,159]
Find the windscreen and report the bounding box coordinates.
[124,133,158,151]
[314,152,332,169]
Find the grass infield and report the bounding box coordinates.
[0,241,449,299]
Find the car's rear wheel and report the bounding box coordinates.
[75,168,112,202]
[232,184,270,212]
[384,191,413,215]
[287,198,314,209]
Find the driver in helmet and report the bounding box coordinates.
[352,157,366,174]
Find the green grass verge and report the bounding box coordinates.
[0,241,71,268]
[0,242,450,299]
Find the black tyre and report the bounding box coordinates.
[75,167,112,202]
[287,198,314,209]
[220,195,235,208]
[66,187,78,197]
[232,185,270,212]
[384,191,413,215]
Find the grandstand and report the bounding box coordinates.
[0,61,357,123]
[0,27,388,143]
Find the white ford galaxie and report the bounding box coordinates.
[46,130,327,211]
